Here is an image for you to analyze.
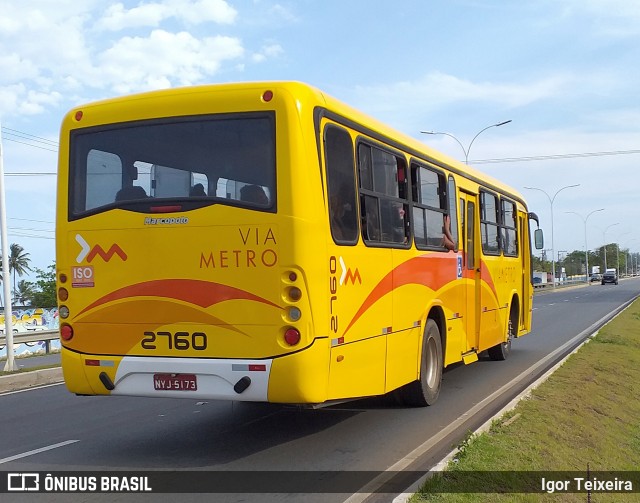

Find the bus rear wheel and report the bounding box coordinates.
[397,319,443,407]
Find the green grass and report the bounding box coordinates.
[411,300,640,502]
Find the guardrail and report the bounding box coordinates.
[0,329,59,353]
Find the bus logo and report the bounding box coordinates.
[339,256,361,285]
[75,234,127,263]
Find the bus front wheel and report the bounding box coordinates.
[397,319,443,407]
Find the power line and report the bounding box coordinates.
[8,227,54,233]
[1,127,58,146]
[5,172,56,176]
[472,149,640,164]
[10,217,55,224]
[2,137,58,153]
[1,126,59,154]
[7,232,55,240]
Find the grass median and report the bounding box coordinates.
[411,298,640,502]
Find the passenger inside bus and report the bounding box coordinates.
[329,186,357,241]
[115,185,148,201]
[190,183,207,197]
[442,214,456,251]
[240,184,269,205]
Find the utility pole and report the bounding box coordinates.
[0,120,16,371]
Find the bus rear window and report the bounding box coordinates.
[69,113,276,218]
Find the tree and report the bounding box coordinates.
[8,243,32,294]
[14,279,36,306]
[29,263,57,308]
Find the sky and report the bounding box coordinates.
[1,0,640,280]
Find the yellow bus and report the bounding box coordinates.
[56,82,543,406]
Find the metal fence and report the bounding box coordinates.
[0,329,59,353]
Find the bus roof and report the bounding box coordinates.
[65,80,526,206]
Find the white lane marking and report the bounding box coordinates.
[0,382,64,396]
[0,440,80,464]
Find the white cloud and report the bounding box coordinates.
[251,43,283,63]
[98,2,170,30]
[553,0,640,36]
[97,0,237,30]
[0,54,39,84]
[354,72,572,113]
[96,29,244,94]
[0,2,248,116]
[177,0,237,25]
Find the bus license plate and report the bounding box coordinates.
[153,373,197,391]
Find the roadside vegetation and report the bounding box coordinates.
[0,242,57,307]
[411,298,640,502]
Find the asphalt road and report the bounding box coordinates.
[1,279,639,503]
[13,352,61,369]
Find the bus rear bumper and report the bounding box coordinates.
[61,339,330,403]
[112,356,272,400]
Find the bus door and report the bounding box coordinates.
[519,213,530,333]
[461,192,481,352]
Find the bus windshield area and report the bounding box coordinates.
[69,113,276,218]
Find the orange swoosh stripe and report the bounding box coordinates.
[77,279,282,317]
[343,253,497,336]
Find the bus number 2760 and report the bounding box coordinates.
[141,331,208,351]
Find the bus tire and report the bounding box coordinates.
[488,307,516,361]
[397,319,443,407]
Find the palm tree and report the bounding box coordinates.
[8,243,32,295]
[14,280,36,306]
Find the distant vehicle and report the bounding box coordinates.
[590,273,602,282]
[602,269,618,285]
[532,271,547,287]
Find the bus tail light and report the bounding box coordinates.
[288,286,302,302]
[58,288,69,302]
[284,328,300,346]
[60,324,74,341]
[287,307,302,322]
[151,205,182,213]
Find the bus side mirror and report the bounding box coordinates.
[534,228,544,250]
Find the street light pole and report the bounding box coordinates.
[615,231,630,277]
[524,184,580,288]
[420,120,512,164]
[565,208,605,282]
[603,222,620,271]
[624,239,637,277]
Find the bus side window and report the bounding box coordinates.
[480,191,501,255]
[325,125,358,244]
[501,198,518,256]
[446,176,459,251]
[357,143,408,246]
[411,163,448,251]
